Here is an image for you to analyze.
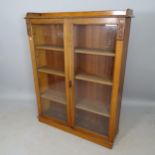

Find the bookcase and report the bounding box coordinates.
[25,9,133,148]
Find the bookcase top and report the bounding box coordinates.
[25,9,133,19]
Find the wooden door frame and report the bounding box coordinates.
[68,17,120,137]
[27,19,72,126]
[108,18,127,142]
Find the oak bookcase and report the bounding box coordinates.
[25,9,133,148]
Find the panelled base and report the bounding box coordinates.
[38,115,113,148]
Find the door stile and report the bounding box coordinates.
[26,19,42,115]
[64,19,75,127]
[108,18,126,142]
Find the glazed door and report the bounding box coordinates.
[31,19,69,124]
[69,18,118,136]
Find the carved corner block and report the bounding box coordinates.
[117,18,125,40]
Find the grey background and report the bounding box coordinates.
[0,0,155,104]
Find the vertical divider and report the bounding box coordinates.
[64,19,75,127]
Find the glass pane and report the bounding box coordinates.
[75,54,114,82]
[41,99,67,122]
[36,51,65,75]
[32,24,67,123]
[39,73,67,122]
[75,81,111,135]
[74,24,116,136]
[33,24,65,77]
[74,24,116,52]
[32,24,63,47]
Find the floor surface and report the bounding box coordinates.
[0,100,155,155]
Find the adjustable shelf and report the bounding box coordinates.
[38,67,64,77]
[36,45,64,52]
[75,73,112,86]
[41,88,66,105]
[76,99,109,117]
[75,48,115,57]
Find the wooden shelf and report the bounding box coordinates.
[76,99,109,117]
[75,73,112,86]
[38,67,64,77]
[75,48,115,57]
[36,45,64,52]
[41,88,66,105]
[41,82,66,104]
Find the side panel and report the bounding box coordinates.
[109,18,131,141]
[26,19,42,114]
